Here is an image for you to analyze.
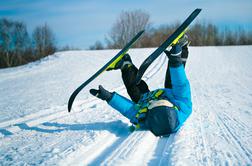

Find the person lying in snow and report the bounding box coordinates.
[90,35,192,137]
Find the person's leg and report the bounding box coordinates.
[107,53,149,103]
[164,45,188,89]
[122,64,150,103]
[164,63,172,89]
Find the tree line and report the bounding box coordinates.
[0,18,56,68]
[1,11,252,68]
[90,10,252,50]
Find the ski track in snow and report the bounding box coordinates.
[0,51,166,135]
[0,49,167,165]
[189,47,252,165]
[0,46,252,165]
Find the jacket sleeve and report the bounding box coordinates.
[169,65,192,125]
[108,93,137,121]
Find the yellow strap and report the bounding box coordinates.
[154,90,164,98]
[173,106,179,111]
[106,50,128,70]
[139,108,148,113]
[171,28,188,45]
[135,124,140,129]
[136,107,148,118]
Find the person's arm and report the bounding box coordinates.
[108,93,137,120]
[90,86,138,123]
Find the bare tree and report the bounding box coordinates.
[32,23,56,58]
[0,19,13,67]
[224,29,237,45]
[89,41,104,50]
[188,22,205,46]
[0,19,31,67]
[13,21,30,65]
[147,23,180,47]
[205,23,218,45]
[0,19,58,68]
[107,10,150,49]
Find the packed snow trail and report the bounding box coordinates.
[0,46,251,165]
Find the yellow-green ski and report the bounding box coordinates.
[135,9,201,84]
[68,30,144,112]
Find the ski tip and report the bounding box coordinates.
[191,8,202,18]
[68,104,72,113]
[68,97,73,113]
[139,30,145,36]
[195,8,202,12]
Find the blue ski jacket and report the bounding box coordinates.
[108,64,192,132]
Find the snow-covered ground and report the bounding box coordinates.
[0,46,251,165]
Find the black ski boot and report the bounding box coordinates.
[107,53,133,70]
[179,35,189,65]
[178,34,189,48]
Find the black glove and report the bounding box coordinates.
[164,44,183,67]
[90,85,113,102]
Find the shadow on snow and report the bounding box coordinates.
[7,120,130,137]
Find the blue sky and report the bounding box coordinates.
[0,0,252,49]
